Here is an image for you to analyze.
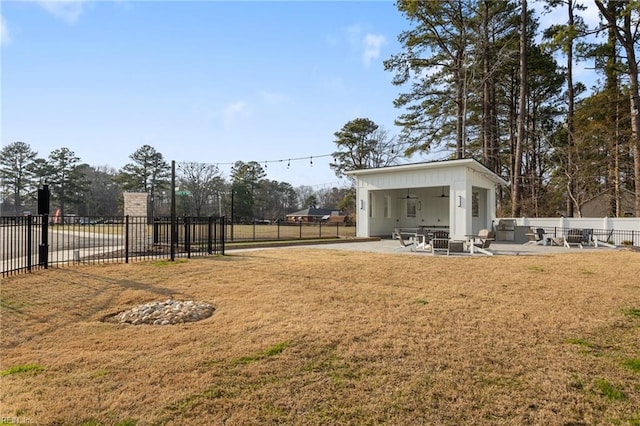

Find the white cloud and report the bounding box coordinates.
[222,101,249,127]
[0,15,10,46]
[362,33,387,68]
[342,24,388,68]
[260,90,289,105]
[38,0,88,23]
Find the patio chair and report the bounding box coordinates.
[413,227,430,252]
[524,228,550,246]
[564,228,583,248]
[467,229,495,255]
[588,230,616,248]
[431,230,449,255]
[395,228,414,249]
[581,229,595,246]
[535,228,550,245]
[474,229,495,249]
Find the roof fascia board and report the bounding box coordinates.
[346,159,508,186]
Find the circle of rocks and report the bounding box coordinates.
[107,299,214,325]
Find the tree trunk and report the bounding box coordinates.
[604,2,620,217]
[566,0,575,217]
[595,0,640,216]
[622,29,640,217]
[629,87,640,216]
[512,0,527,217]
[481,0,498,172]
[456,57,465,159]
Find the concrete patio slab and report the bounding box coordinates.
[269,239,620,256]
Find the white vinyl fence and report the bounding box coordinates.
[495,217,640,246]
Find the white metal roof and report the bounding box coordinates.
[345,158,509,186]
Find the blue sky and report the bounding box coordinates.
[1,0,411,188]
[1,1,602,188]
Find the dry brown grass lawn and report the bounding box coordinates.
[1,248,639,425]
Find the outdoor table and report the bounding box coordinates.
[448,240,465,254]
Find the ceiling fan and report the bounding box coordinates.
[433,186,449,198]
[398,188,418,199]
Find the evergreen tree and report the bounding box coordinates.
[46,147,87,217]
[330,118,400,178]
[116,145,170,218]
[594,0,640,216]
[384,0,483,158]
[0,141,38,215]
[229,161,266,222]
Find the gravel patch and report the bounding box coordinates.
[105,299,214,325]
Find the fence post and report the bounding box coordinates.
[319,221,322,238]
[27,215,32,272]
[39,214,49,269]
[220,216,226,255]
[185,216,191,258]
[153,218,160,244]
[37,183,50,270]
[277,220,280,240]
[215,217,219,254]
[125,215,129,263]
[336,221,339,238]
[208,216,213,254]
[299,220,302,239]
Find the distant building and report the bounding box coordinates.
[285,208,344,223]
[581,189,636,217]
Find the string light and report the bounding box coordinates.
[200,153,333,168]
[183,153,342,186]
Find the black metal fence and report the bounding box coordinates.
[1,215,226,277]
[1,215,356,277]
[536,226,638,246]
[225,220,355,242]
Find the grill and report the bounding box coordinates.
[496,219,516,241]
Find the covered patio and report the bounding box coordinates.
[346,159,508,241]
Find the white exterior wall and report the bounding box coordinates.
[500,217,640,232]
[499,217,640,245]
[352,161,504,239]
[356,167,460,237]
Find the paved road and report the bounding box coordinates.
[1,224,125,275]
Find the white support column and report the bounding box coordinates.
[356,186,370,237]
[451,180,469,240]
